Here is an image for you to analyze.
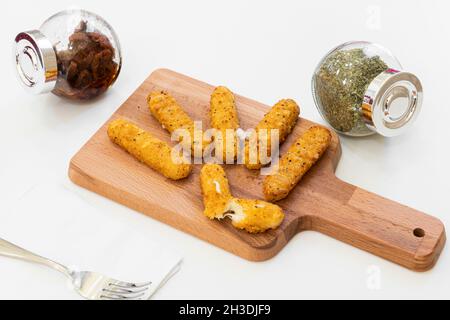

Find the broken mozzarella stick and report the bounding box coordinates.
[200,164,285,233]
[200,164,233,220]
[210,86,240,162]
[147,91,203,154]
[263,126,331,202]
[107,119,192,181]
[224,199,285,234]
[245,99,300,170]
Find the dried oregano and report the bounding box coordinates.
[315,48,388,134]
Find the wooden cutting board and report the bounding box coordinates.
[69,69,446,271]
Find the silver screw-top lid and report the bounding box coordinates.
[362,69,423,137]
[14,30,58,94]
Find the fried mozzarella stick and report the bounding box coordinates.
[245,99,300,170]
[210,86,240,161]
[108,119,192,180]
[147,91,202,153]
[224,199,285,234]
[200,164,285,233]
[200,164,233,219]
[263,126,331,202]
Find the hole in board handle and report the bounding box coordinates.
[413,228,425,238]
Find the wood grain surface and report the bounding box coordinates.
[69,69,446,271]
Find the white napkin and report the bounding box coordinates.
[0,182,182,300]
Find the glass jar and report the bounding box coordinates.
[312,41,423,137]
[14,9,122,100]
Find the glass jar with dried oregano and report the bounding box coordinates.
[312,41,423,137]
[14,9,121,100]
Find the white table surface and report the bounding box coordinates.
[1,0,449,300]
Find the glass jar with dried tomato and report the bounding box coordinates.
[14,9,122,100]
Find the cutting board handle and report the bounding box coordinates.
[306,178,446,271]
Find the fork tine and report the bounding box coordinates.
[108,280,152,289]
[100,292,146,300]
[100,280,152,300]
[103,287,149,295]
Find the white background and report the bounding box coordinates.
[0,0,449,299]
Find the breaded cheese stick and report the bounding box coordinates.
[200,164,285,233]
[210,86,240,130]
[108,119,192,180]
[245,99,300,170]
[210,86,240,161]
[147,91,202,153]
[200,164,233,219]
[225,199,285,234]
[263,126,331,202]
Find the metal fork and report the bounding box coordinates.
[0,237,155,300]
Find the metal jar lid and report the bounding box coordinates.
[14,30,58,94]
[361,69,423,137]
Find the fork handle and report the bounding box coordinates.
[0,237,72,278]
